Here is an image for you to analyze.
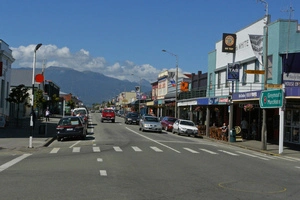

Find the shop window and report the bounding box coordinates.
[292,110,300,126]
[284,127,291,142]
[292,128,299,143]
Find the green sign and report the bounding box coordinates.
[259,89,283,108]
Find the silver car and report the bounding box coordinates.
[139,116,162,133]
[172,119,198,136]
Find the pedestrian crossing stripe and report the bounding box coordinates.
[47,146,298,163]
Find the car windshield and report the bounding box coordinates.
[145,117,159,122]
[130,113,138,117]
[180,120,195,126]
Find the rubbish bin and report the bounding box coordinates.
[230,129,236,142]
[39,124,46,135]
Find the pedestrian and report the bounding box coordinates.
[220,122,228,141]
[240,118,248,139]
[251,119,257,140]
[45,109,50,121]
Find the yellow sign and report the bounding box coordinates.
[245,70,265,74]
[266,84,282,89]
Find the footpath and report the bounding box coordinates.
[0,116,299,160]
[0,116,59,152]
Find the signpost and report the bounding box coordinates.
[259,89,283,108]
[245,70,265,74]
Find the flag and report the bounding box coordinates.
[168,71,176,87]
[249,34,263,65]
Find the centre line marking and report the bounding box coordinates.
[126,127,181,153]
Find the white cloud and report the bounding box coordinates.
[11,44,160,82]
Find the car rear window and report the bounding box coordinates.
[104,109,114,113]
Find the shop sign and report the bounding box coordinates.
[259,89,283,108]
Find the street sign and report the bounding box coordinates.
[245,70,265,74]
[266,84,282,89]
[260,89,283,108]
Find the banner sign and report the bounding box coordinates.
[227,63,240,81]
[222,33,236,53]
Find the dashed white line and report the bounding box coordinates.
[132,146,142,152]
[0,154,32,172]
[97,158,103,162]
[99,170,107,176]
[237,151,269,160]
[199,148,218,155]
[93,147,101,152]
[218,150,239,156]
[113,146,123,152]
[50,148,60,154]
[183,148,199,153]
[150,146,163,152]
[73,147,80,153]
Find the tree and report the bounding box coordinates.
[6,84,30,127]
[35,89,46,117]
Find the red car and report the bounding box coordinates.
[160,116,177,131]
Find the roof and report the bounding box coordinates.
[11,68,42,87]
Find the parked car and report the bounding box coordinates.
[72,107,89,123]
[101,108,115,123]
[161,116,178,131]
[139,116,162,133]
[56,116,87,141]
[172,119,198,137]
[124,112,139,125]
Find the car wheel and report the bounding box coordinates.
[101,119,103,123]
[177,129,181,135]
[112,119,115,123]
[57,136,61,141]
[172,129,175,134]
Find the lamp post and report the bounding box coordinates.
[162,49,178,118]
[29,43,42,148]
[131,74,141,114]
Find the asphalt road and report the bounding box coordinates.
[0,113,299,200]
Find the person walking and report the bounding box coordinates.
[220,122,228,141]
[45,108,50,121]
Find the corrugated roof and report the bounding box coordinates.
[11,68,42,87]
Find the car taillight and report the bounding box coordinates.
[56,126,64,130]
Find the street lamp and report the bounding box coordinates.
[29,43,42,148]
[162,49,179,118]
[131,74,141,114]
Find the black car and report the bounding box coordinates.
[124,112,140,125]
[56,116,87,141]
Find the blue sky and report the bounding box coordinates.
[1,0,299,82]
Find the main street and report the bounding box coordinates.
[0,113,300,200]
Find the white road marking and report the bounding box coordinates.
[99,170,107,176]
[0,154,32,172]
[132,146,142,152]
[69,141,81,148]
[50,148,60,154]
[183,148,199,153]
[218,150,239,156]
[73,147,80,153]
[150,146,163,152]
[97,158,103,162]
[113,146,123,152]
[237,151,269,160]
[93,147,101,152]
[126,127,181,153]
[199,148,218,155]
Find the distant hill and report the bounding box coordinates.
[42,66,152,106]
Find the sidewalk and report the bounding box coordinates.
[0,117,59,152]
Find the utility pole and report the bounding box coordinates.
[258,0,269,150]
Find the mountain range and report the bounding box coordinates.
[42,66,152,106]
